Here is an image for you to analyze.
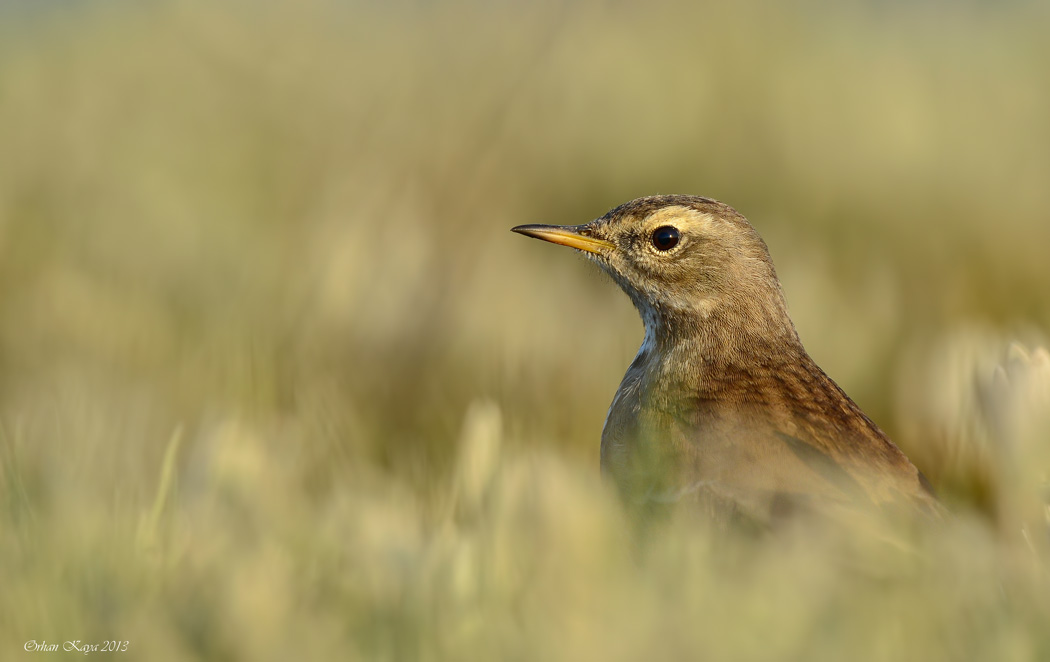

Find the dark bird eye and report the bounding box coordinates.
[651,226,680,251]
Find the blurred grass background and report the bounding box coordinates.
[1,0,1049,659]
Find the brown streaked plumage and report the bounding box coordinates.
[513,195,938,526]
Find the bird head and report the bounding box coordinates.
[513,195,797,344]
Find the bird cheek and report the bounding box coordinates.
[603,255,632,278]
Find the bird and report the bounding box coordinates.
[512,194,938,527]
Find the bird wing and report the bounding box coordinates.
[641,397,939,526]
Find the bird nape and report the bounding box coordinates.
[513,195,939,529]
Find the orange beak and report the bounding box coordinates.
[511,224,614,255]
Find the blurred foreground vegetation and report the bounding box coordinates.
[1,1,1050,659]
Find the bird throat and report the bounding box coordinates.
[632,293,802,393]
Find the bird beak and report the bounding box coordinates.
[511,224,615,255]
